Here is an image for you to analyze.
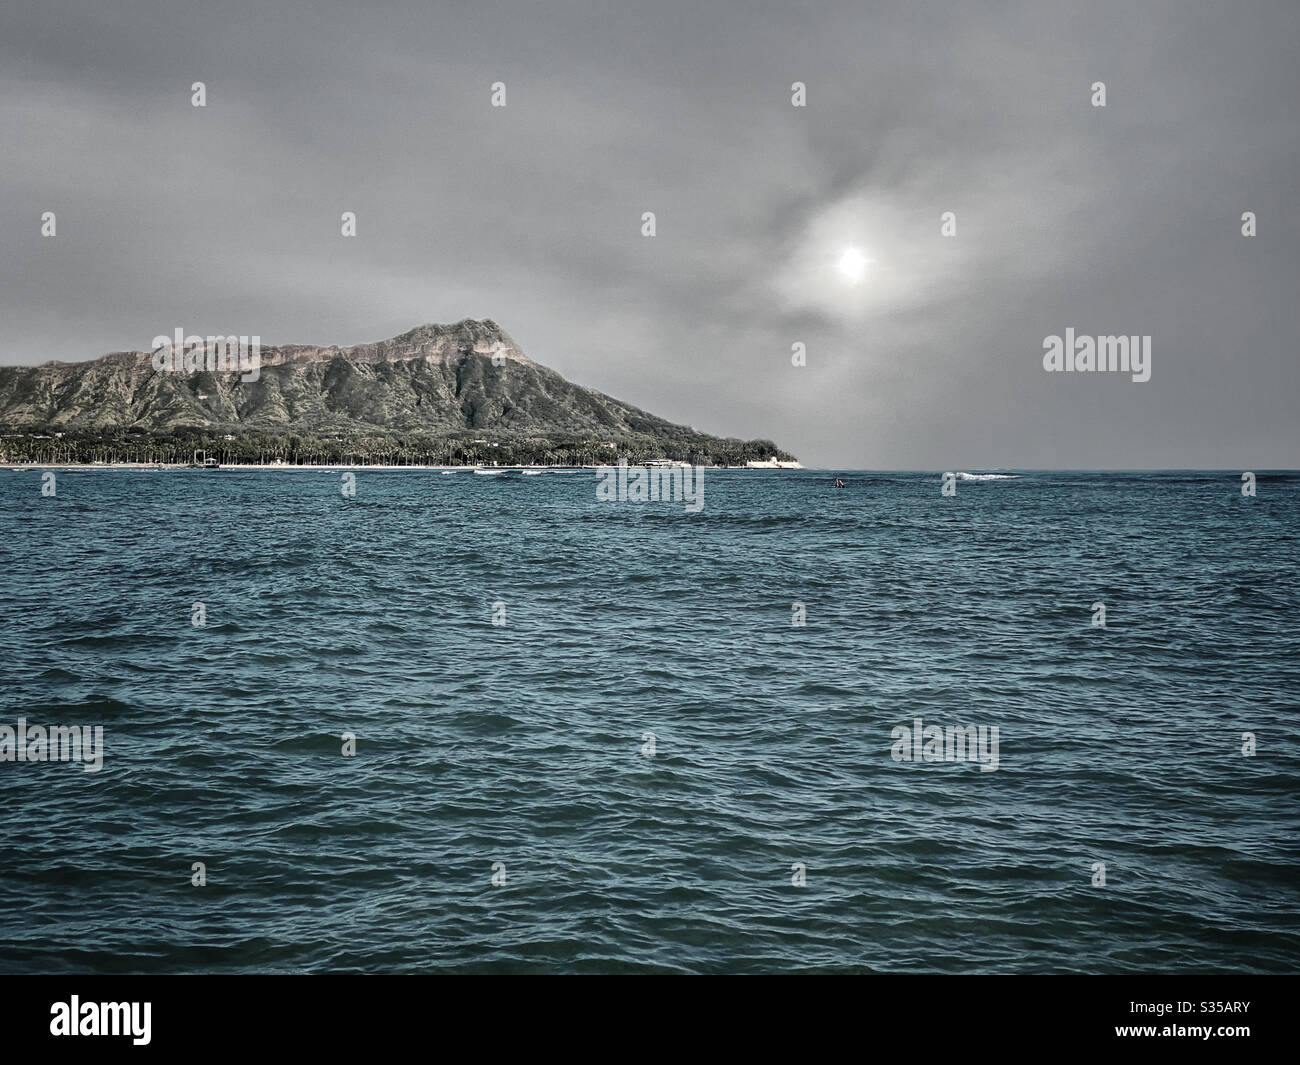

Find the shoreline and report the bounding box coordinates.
[3,461,806,472]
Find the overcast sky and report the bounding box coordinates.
[2,0,1297,467]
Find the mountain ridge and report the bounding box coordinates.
[35,319,533,372]
[0,320,797,467]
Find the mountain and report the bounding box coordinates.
[0,320,796,466]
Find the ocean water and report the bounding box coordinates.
[0,467,1297,974]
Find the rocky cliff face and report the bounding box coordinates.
[0,320,693,437]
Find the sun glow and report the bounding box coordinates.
[838,247,871,283]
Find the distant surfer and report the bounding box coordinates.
[833,477,845,488]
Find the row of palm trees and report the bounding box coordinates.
[1,432,790,467]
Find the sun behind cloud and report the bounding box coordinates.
[837,247,871,283]
[771,193,971,324]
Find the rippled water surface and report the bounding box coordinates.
[1,468,1297,973]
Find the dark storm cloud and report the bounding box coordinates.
[2,0,1297,467]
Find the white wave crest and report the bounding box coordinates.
[956,472,1020,481]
